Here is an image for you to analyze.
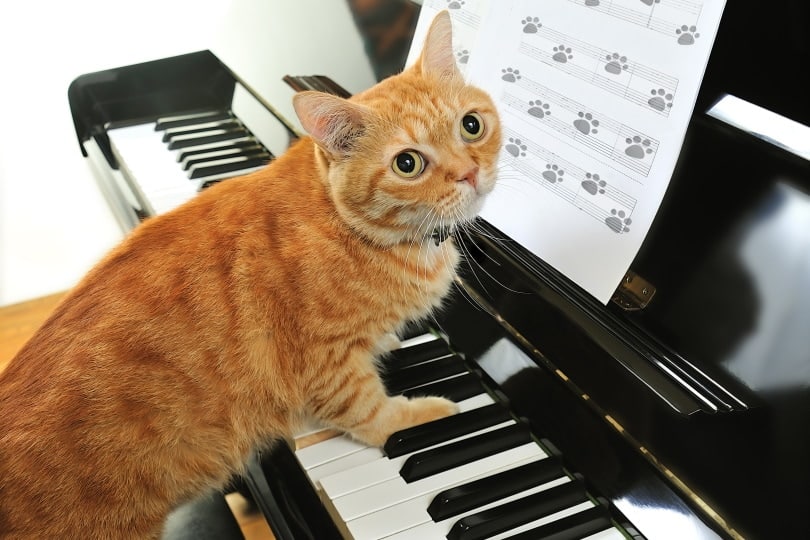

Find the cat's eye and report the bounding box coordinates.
[460,112,485,141]
[392,150,425,178]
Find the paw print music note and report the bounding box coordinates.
[676,25,700,44]
[542,164,565,183]
[582,172,605,195]
[501,67,521,82]
[552,45,573,63]
[527,100,551,119]
[521,16,541,33]
[604,53,628,75]
[574,112,599,135]
[505,137,528,157]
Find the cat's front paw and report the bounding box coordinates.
[350,396,459,447]
[373,332,402,355]
[406,396,460,427]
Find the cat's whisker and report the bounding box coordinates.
[411,210,433,292]
[456,220,529,296]
[408,209,437,297]
[466,218,510,244]
[447,217,492,313]
[436,211,484,313]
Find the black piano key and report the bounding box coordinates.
[399,422,532,483]
[385,338,452,368]
[302,75,335,93]
[182,145,267,170]
[382,352,455,381]
[502,505,613,540]
[177,139,261,162]
[446,480,589,540]
[155,110,231,131]
[427,457,565,521]
[314,75,352,98]
[401,372,484,402]
[161,120,243,142]
[167,128,249,150]
[383,354,467,394]
[188,156,269,179]
[384,403,511,458]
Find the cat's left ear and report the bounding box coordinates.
[416,10,461,80]
[293,91,371,156]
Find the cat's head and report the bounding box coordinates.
[293,11,501,247]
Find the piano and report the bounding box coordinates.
[68,0,810,538]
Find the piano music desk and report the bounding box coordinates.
[0,293,276,540]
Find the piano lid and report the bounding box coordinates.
[622,0,810,397]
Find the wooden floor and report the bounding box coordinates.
[0,293,275,539]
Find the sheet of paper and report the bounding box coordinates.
[409,0,726,304]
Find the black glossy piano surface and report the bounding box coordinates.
[68,0,809,538]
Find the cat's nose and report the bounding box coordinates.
[458,166,479,189]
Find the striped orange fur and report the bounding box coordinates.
[0,11,500,539]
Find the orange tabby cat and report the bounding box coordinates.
[0,11,500,539]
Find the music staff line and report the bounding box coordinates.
[508,146,632,234]
[533,23,679,89]
[502,125,637,213]
[501,80,660,178]
[517,31,678,117]
[568,0,704,39]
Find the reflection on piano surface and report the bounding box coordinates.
[69,0,809,538]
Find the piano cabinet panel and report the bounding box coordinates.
[435,288,730,539]
[629,117,810,384]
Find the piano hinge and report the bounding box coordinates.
[611,270,656,311]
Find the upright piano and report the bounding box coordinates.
[69,1,810,538]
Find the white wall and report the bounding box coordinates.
[0,1,232,306]
[0,0,377,307]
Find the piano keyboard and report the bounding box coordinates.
[292,332,629,540]
[105,84,295,219]
[107,112,269,216]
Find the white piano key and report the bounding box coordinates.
[306,447,385,486]
[582,528,629,540]
[108,123,199,215]
[296,433,376,470]
[485,501,597,540]
[335,447,548,523]
[397,333,439,349]
[355,476,579,539]
[108,119,269,218]
[320,417,515,500]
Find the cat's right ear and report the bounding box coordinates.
[293,91,371,156]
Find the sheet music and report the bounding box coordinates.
[408,0,726,304]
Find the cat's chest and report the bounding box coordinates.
[395,242,459,302]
